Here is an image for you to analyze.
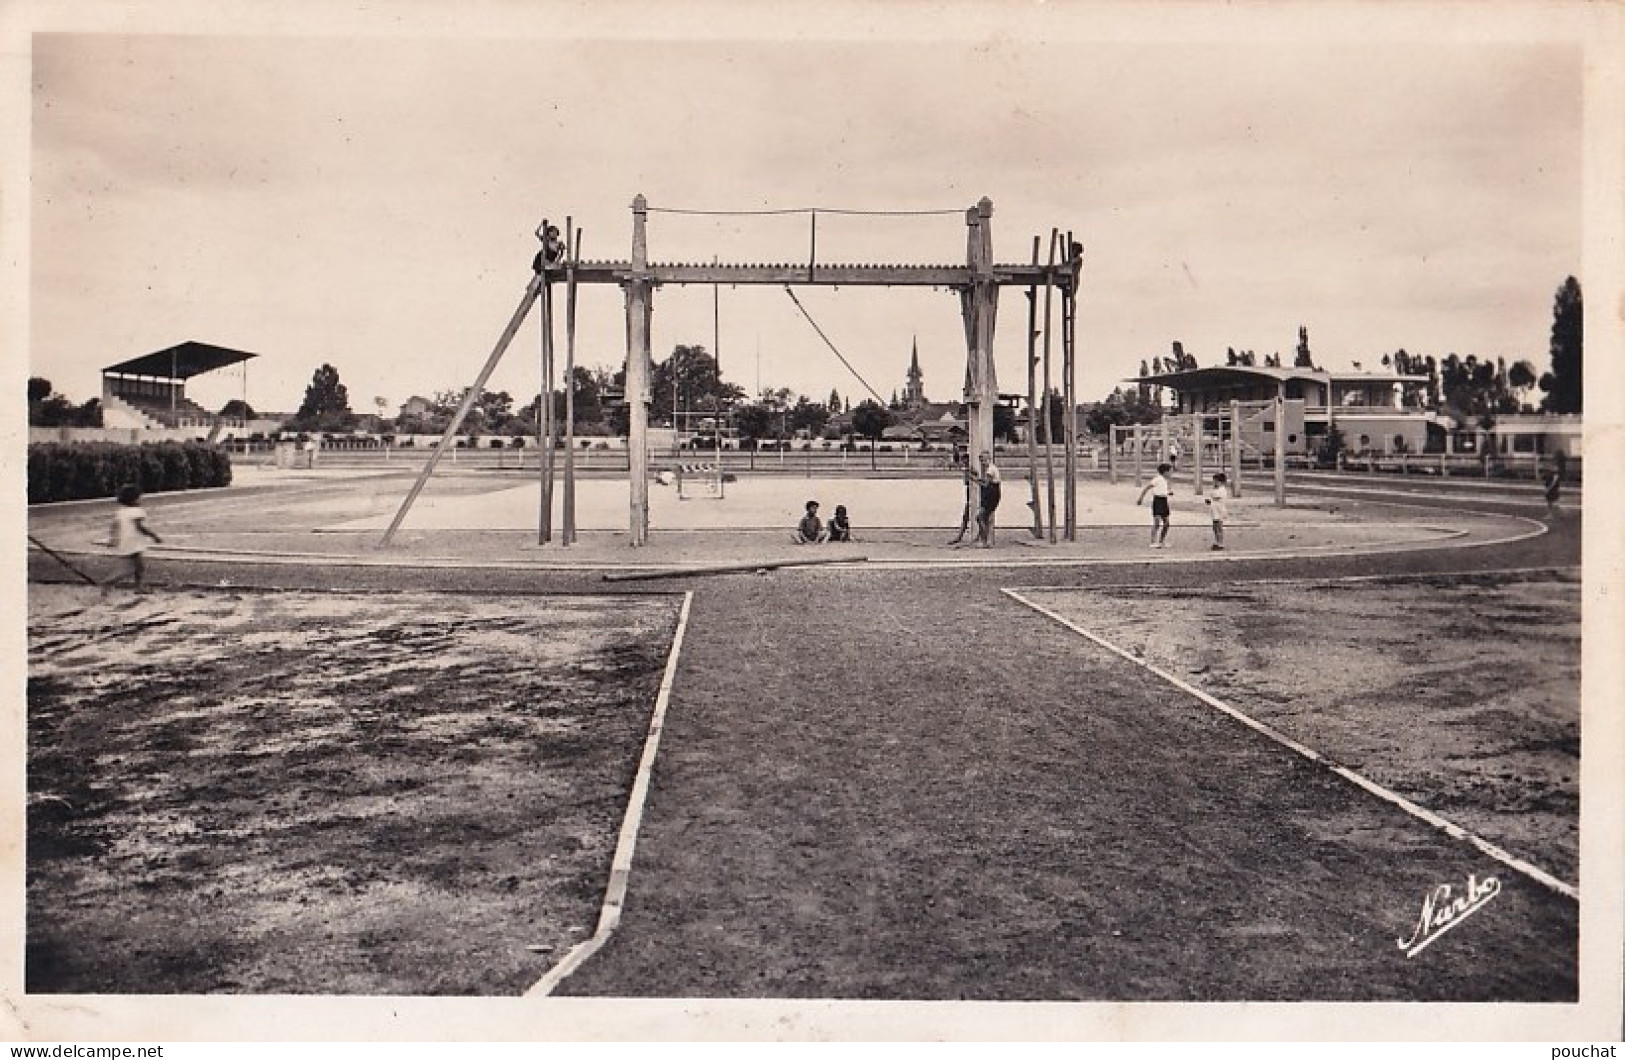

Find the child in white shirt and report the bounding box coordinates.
[1204,472,1231,551]
[105,484,163,590]
[1136,463,1173,548]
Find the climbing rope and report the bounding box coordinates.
[780,286,886,405]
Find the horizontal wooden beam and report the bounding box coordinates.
[549,261,1070,288]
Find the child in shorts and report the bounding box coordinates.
[1136,463,1173,548]
[1204,472,1230,551]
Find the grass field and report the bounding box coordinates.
[1018,570,1581,884]
[25,585,680,994]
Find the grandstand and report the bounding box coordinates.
[101,341,258,434]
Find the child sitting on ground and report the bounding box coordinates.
[794,500,827,544]
[827,505,852,542]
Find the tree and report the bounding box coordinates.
[424,387,507,441]
[1541,276,1582,414]
[651,344,743,426]
[788,396,829,438]
[1083,386,1163,438]
[1294,326,1314,369]
[1508,359,1539,408]
[1437,352,1523,424]
[291,363,354,432]
[993,401,1017,443]
[483,389,516,431]
[220,399,257,420]
[28,377,72,426]
[1318,423,1348,467]
[560,366,606,429]
[28,378,99,427]
[733,402,773,466]
[852,399,893,470]
[759,386,794,440]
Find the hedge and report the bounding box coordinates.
[27,441,233,504]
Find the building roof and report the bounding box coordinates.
[899,401,963,425]
[103,341,258,380]
[1129,365,1426,388]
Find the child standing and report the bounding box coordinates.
[974,451,1002,548]
[1136,462,1173,548]
[1204,472,1231,551]
[104,484,162,590]
[1542,465,1563,520]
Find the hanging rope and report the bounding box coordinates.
[647,206,962,218]
[781,286,885,404]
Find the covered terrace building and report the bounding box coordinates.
[1129,364,1449,460]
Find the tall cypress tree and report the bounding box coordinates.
[1541,276,1582,414]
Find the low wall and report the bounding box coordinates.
[28,426,209,445]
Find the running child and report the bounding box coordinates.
[1136,463,1173,549]
[1204,472,1230,551]
[103,484,162,591]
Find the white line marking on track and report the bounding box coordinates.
[1001,587,1579,901]
[524,590,695,996]
[1005,564,1583,596]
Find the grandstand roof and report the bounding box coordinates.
[103,341,258,380]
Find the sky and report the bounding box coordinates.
[19,3,1593,419]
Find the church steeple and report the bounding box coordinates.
[903,335,926,408]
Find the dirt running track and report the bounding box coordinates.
[547,571,1575,1000]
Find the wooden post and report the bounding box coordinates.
[1107,424,1117,485]
[1192,409,1204,495]
[381,274,542,546]
[1160,411,1170,479]
[563,224,581,545]
[963,199,998,463]
[1061,278,1076,540]
[1064,234,1082,541]
[1134,423,1144,484]
[1230,399,1242,499]
[538,276,555,544]
[626,194,653,546]
[1041,229,1058,544]
[1024,235,1043,539]
[1324,376,1335,475]
[1274,384,1287,508]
